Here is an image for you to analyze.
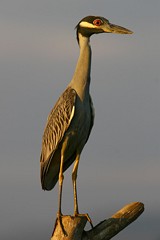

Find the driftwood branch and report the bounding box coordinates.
[51,202,144,240]
[83,202,144,240]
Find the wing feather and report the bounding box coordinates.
[40,87,77,164]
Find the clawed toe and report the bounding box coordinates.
[74,212,93,228]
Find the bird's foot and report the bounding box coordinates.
[74,212,94,229]
[57,212,68,236]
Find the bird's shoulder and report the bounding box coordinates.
[40,87,77,162]
[47,87,76,124]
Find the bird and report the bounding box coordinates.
[40,15,132,224]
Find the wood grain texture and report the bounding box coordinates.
[51,202,144,240]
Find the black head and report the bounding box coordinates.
[76,15,133,43]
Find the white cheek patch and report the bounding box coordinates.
[79,21,97,29]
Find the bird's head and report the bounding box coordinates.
[76,16,133,43]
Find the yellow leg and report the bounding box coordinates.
[72,153,94,229]
[57,139,68,236]
[58,136,69,215]
[58,155,64,215]
[72,153,80,215]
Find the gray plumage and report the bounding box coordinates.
[40,87,94,190]
[40,15,132,217]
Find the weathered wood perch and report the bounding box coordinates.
[51,202,144,240]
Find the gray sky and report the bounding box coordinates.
[0,0,160,239]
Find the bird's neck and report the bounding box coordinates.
[69,33,91,101]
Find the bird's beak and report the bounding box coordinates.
[103,21,133,34]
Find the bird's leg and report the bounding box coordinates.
[72,153,80,215]
[72,154,93,228]
[57,154,67,236]
[58,155,64,216]
[57,140,68,236]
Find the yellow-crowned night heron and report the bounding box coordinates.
[40,16,132,220]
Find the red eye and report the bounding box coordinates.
[93,19,103,26]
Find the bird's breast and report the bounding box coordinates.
[65,98,92,152]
